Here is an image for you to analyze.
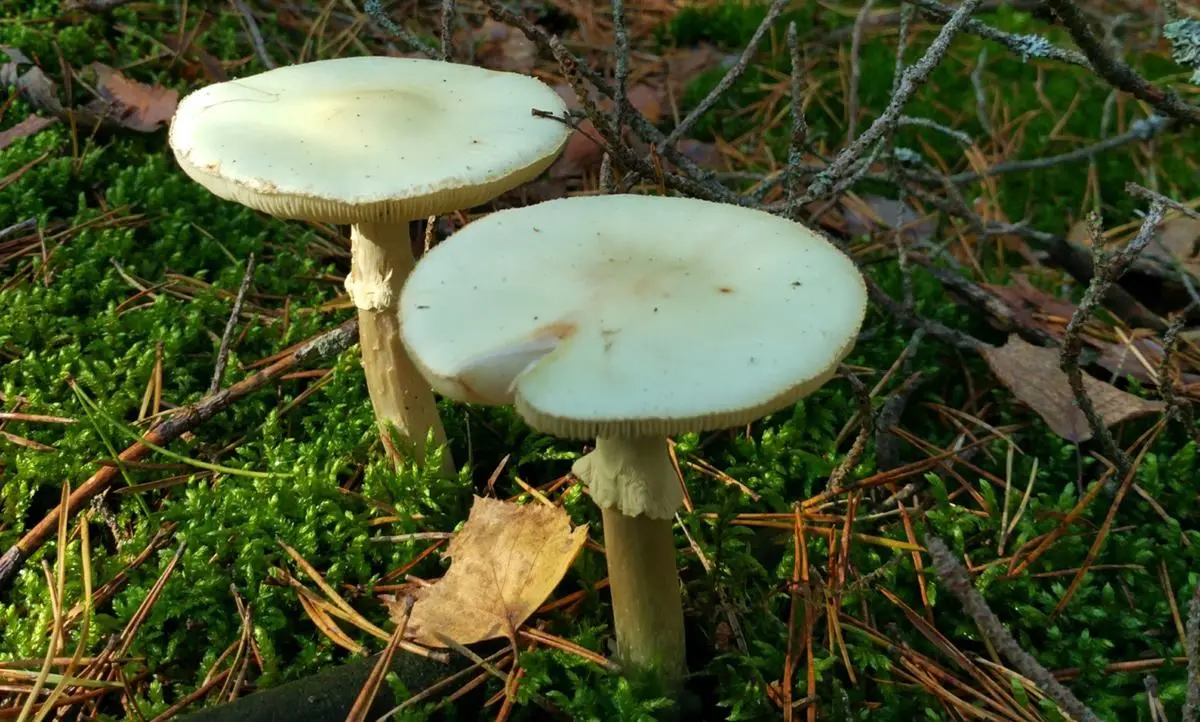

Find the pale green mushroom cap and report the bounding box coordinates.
[399,194,869,440]
[168,56,571,223]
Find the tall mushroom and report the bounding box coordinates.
[168,56,570,471]
[398,194,868,693]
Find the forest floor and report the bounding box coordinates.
[2,0,1200,720]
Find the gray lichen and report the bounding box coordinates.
[1164,19,1200,84]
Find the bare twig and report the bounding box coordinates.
[1059,204,1165,483]
[364,0,438,57]
[802,0,986,204]
[661,0,789,150]
[949,115,1171,185]
[209,254,256,395]
[611,0,629,139]
[1043,0,1200,125]
[847,0,880,144]
[904,0,1091,67]
[440,0,456,60]
[925,536,1103,722]
[784,22,808,212]
[1185,586,1200,722]
[230,0,277,70]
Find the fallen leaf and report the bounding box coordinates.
[0,114,56,151]
[627,84,663,125]
[983,275,1080,340]
[1153,216,1200,277]
[15,66,63,115]
[82,63,178,133]
[980,335,1164,442]
[392,496,587,647]
[474,19,537,72]
[842,194,936,241]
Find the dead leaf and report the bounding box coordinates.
[474,19,537,72]
[392,496,587,647]
[983,275,1080,340]
[980,335,1164,442]
[0,114,56,151]
[842,194,936,241]
[82,63,178,133]
[1153,216,1200,277]
[15,66,63,115]
[627,84,663,126]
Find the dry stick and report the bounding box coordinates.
[1059,202,1165,485]
[846,0,880,144]
[1042,0,1200,126]
[903,0,1090,68]
[1157,315,1200,446]
[363,0,437,57]
[0,318,359,594]
[439,0,455,61]
[948,115,1171,185]
[802,0,985,204]
[479,0,740,202]
[784,22,808,210]
[924,536,1102,722]
[662,0,789,150]
[1184,586,1200,722]
[209,254,256,395]
[230,0,277,69]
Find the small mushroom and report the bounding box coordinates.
[168,56,570,471]
[399,194,868,693]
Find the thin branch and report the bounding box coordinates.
[440,0,456,61]
[1184,585,1200,722]
[209,254,256,395]
[801,0,986,204]
[847,0,880,144]
[903,0,1091,68]
[1059,203,1165,483]
[785,21,808,211]
[1043,0,1200,125]
[949,115,1171,184]
[364,0,438,57]
[230,0,277,69]
[925,536,1103,722]
[661,0,789,150]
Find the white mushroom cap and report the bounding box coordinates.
[400,194,869,439]
[168,56,570,223]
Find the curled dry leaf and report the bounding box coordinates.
[980,335,1164,443]
[82,62,178,133]
[389,496,588,647]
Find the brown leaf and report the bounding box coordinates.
[391,496,587,647]
[980,335,1164,443]
[473,19,537,72]
[627,84,663,126]
[1153,216,1200,277]
[0,114,56,151]
[82,63,178,133]
[842,194,936,241]
[983,275,1080,340]
[15,66,63,115]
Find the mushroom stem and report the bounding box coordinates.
[574,436,686,694]
[601,505,687,694]
[346,221,452,473]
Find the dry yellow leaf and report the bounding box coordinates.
[980,336,1164,443]
[391,496,588,647]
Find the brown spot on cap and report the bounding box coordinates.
[718,286,733,294]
